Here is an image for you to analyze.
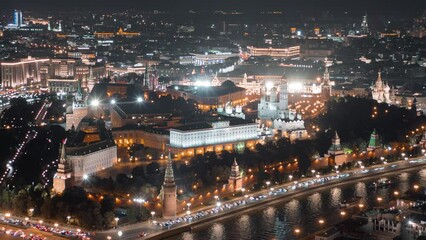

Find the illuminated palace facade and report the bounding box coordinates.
[168,118,258,158]
[247,46,301,58]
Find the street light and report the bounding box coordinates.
[151,211,155,221]
[137,97,143,103]
[110,99,116,105]
[91,99,100,107]
[134,198,145,211]
[114,217,119,227]
[318,219,325,229]
[28,208,34,217]
[414,185,420,190]
[294,228,301,237]
[67,216,71,224]
[266,181,271,188]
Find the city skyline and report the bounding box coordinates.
[0,2,426,240]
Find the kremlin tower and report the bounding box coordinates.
[228,158,243,192]
[161,152,177,219]
[53,140,74,193]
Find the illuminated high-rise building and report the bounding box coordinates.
[413,11,426,38]
[14,10,23,27]
[360,13,369,34]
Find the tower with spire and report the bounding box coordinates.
[53,140,74,193]
[361,13,369,34]
[321,64,332,100]
[228,158,243,192]
[367,129,381,151]
[161,152,177,219]
[87,65,95,93]
[66,78,88,130]
[325,131,346,165]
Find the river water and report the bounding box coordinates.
[168,168,426,240]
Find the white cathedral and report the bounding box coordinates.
[258,79,307,141]
[371,71,394,104]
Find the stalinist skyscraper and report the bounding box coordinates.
[161,152,177,219]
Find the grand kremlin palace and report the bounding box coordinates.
[168,117,259,158]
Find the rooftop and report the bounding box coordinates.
[167,83,245,98]
[66,119,116,155]
[171,115,254,132]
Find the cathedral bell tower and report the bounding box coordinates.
[321,65,332,100]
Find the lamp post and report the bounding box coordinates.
[114,217,119,228]
[318,219,325,229]
[294,228,301,238]
[67,216,71,224]
[28,208,34,218]
[187,203,191,213]
[151,211,155,221]
[266,181,271,189]
[134,198,144,212]
[377,197,383,208]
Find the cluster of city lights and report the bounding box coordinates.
[0,130,38,185]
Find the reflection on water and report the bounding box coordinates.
[237,215,251,240]
[209,223,226,240]
[307,193,322,214]
[168,169,425,240]
[329,187,342,208]
[285,199,301,225]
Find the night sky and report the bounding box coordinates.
[2,0,426,15]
